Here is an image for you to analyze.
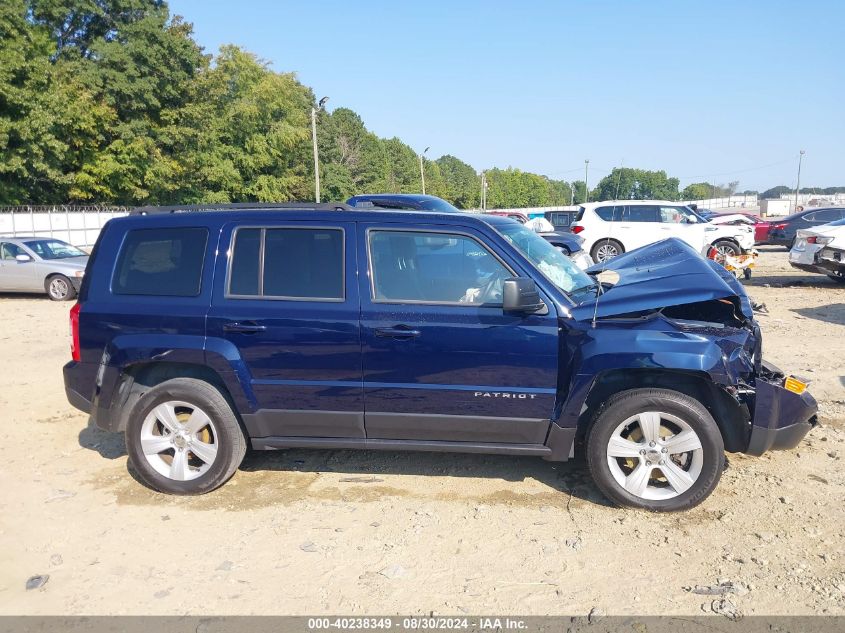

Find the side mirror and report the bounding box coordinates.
[502,278,545,314]
[15,254,32,263]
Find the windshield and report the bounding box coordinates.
[496,223,595,295]
[24,239,86,260]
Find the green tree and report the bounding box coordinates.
[594,167,680,201]
[435,155,479,208]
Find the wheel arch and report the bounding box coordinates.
[105,361,243,433]
[576,368,749,453]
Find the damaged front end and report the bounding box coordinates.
[571,238,818,455]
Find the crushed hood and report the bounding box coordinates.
[571,238,753,321]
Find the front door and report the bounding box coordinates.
[358,222,559,445]
[206,221,364,439]
[0,242,36,291]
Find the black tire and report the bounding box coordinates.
[590,239,624,263]
[585,388,725,512]
[712,239,741,257]
[125,378,246,495]
[45,274,76,301]
[827,272,845,284]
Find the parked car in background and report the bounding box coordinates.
[699,210,771,244]
[571,201,755,263]
[544,210,578,232]
[484,211,591,269]
[0,237,88,300]
[768,207,845,249]
[63,204,817,511]
[789,218,845,283]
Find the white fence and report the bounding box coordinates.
[778,193,845,207]
[0,206,128,247]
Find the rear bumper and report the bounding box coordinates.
[745,361,818,456]
[64,361,92,413]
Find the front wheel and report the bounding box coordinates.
[45,274,76,301]
[125,378,246,495]
[827,271,845,284]
[585,388,725,512]
[712,240,741,257]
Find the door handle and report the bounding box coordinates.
[223,321,266,334]
[375,326,421,339]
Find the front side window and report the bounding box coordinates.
[369,230,510,305]
[113,227,208,296]
[659,206,698,224]
[228,227,344,300]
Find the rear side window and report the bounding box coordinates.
[228,227,344,300]
[805,209,843,223]
[113,227,208,296]
[624,206,660,222]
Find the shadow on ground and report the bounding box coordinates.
[792,303,845,326]
[77,417,611,507]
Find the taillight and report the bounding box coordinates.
[69,302,81,361]
[807,236,833,245]
[571,225,585,234]
[771,223,786,230]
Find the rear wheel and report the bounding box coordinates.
[585,388,725,511]
[45,274,76,301]
[125,378,246,495]
[590,239,624,263]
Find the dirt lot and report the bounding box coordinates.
[0,246,843,617]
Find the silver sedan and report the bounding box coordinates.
[0,237,88,300]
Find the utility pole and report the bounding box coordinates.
[569,182,575,205]
[795,150,805,210]
[311,96,329,202]
[480,171,487,211]
[419,147,429,194]
[584,159,590,202]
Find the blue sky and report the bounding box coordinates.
[169,0,844,191]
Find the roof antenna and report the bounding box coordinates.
[591,162,625,329]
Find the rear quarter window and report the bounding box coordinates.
[112,227,208,296]
[595,206,621,221]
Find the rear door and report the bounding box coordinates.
[206,221,364,439]
[357,221,559,445]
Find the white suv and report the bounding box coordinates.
[571,200,755,263]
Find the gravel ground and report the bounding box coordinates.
[0,246,843,617]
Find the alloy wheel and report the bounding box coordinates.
[48,277,69,300]
[139,400,219,481]
[595,243,619,262]
[605,411,704,500]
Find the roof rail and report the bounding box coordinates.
[129,202,352,215]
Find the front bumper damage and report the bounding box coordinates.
[745,361,818,456]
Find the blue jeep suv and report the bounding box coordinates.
[63,203,817,511]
